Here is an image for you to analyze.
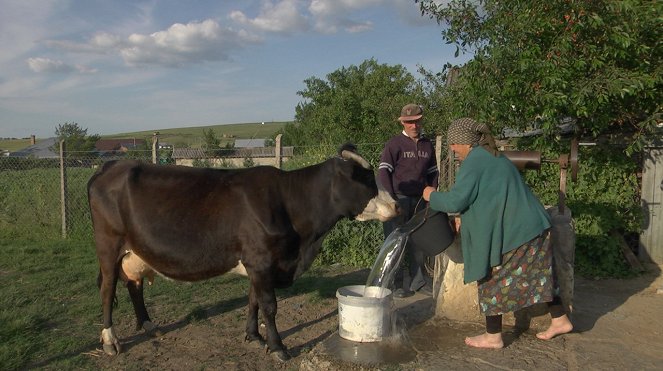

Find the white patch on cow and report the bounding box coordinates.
[101,326,118,345]
[355,188,399,222]
[121,251,156,285]
[229,260,248,276]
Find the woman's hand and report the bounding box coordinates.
[422,186,436,201]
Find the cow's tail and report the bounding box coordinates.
[97,268,119,308]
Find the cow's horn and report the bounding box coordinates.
[341,150,371,169]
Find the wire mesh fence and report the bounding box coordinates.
[0,137,452,251]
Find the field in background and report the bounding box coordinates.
[0,121,290,152]
[108,121,289,148]
[0,138,32,152]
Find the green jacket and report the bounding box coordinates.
[429,146,551,283]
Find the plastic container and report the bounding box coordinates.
[336,285,393,342]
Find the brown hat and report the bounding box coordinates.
[398,104,423,121]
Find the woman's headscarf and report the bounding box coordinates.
[447,118,498,156]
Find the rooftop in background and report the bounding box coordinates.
[95,138,147,152]
[235,139,267,148]
[8,138,59,158]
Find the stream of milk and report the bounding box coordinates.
[363,227,409,298]
[363,205,439,298]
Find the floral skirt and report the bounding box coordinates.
[477,231,554,316]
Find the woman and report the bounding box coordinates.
[422,118,572,349]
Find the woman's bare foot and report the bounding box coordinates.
[536,315,573,340]
[464,332,504,349]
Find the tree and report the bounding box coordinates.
[416,0,661,276]
[52,122,100,157]
[282,59,428,149]
[417,0,662,154]
[201,128,221,156]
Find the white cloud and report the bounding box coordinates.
[230,0,309,34]
[119,19,261,67]
[41,19,262,68]
[26,57,96,74]
[308,0,381,33]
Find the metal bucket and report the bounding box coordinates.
[403,208,455,256]
[336,285,393,342]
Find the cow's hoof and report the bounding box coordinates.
[100,327,122,356]
[142,321,162,337]
[102,342,121,356]
[270,349,291,362]
[245,335,266,349]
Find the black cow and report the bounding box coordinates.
[88,145,398,361]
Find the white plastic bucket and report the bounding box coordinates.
[336,285,393,342]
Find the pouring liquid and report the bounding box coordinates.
[364,207,437,298]
[363,227,409,298]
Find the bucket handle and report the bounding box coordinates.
[414,197,432,221]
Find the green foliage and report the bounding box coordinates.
[51,122,100,157]
[414,0,660,277]
[202,128,222,156]
[281,58,429,147]
[317,220,385,268]
[522,141,641,277]
[417,0,662,153]
[242,157,255,168]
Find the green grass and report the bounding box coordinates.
[0,138,36,152]
[0,236,364,369]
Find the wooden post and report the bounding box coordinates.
[152,132,159,164]
[59,140,68,238]
[275,134,282,169]
[435,135,443,188]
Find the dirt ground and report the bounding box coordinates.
[91,264,663,371]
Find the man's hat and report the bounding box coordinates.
[398,104,423,121]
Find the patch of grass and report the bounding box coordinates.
[0,237,363,369]
[0,138,33,152]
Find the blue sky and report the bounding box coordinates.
[0,0,470,139]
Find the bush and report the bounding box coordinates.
[524,142,641,277]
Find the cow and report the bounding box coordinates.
[87,144,398,361]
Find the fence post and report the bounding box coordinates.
[436,135,443,188]
[152,132,159,164]
[59,140,68,238]
[275,134,282,169]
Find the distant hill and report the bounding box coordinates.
[103,121,291,148]
[1,122,291,153]
[0,138,32,152]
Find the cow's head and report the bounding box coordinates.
[336,144,398,222]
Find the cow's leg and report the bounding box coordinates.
[126,279,160,335]
[245,284,266,347]
[250,277,289,362]
[96,234,124,356]
[99,263,122,355]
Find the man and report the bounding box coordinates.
[379,103,439,298]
